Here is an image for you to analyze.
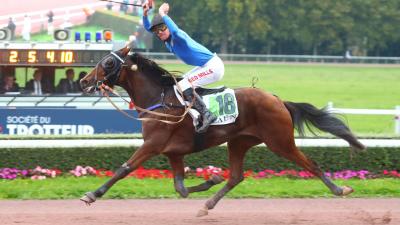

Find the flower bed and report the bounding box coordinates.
[1,165,399,180]
[2,147,399,173]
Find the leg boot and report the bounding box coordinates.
[183,88,217,133]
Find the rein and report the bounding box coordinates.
[93,50,197,125]
[98,81,194,125]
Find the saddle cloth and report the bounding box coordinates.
[174,86,239,127]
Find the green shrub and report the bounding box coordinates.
[0,146,398,172]
[89,10,140,36]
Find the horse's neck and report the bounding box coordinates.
[125,73,165,109]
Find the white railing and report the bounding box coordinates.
[0,2,107,30]
[1,97,399,134]
[141,52,400,64]
[1,138,399,148]
[0,95,130,109]
[327,102,400,135]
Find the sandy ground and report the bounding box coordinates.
[0,199,399,225]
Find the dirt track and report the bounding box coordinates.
[0,199,399,225]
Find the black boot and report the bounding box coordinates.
[183,88,217,133]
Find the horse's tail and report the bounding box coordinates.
[283,101,365,151]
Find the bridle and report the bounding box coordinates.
[94,51,126,91]
[92,50,194,124]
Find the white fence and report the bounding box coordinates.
[1,138,399,148]
[142,52,400,64]
[327,102,400,135]
[0,2,107,35]
[1,97,400,135]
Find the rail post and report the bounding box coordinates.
[395,106,400,135]
[327,101,333,110]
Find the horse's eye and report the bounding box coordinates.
[105,58,115,67]
[102,56,116,70]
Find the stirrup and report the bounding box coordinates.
[195,112,216,133]
[195,123,212,133]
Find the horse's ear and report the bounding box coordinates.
[120,46,131,56]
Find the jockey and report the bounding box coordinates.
[142,2,225,133]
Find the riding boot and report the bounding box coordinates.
[183,88,217,133]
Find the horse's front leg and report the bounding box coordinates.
[167,155,224,198]
[80,144,158,205]
[168,155,189,198]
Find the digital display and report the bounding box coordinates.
[0,49,110,66]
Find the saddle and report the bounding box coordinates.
[195,86,227,96]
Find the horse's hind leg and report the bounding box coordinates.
[264,130,353,196]
[167,155,224,198]
[197,136,261,217]
[187,175,225,193]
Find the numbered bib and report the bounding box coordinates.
[203,89,239,125]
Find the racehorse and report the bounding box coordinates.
[79,46,365,216]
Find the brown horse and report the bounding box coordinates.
[79,47,365,216]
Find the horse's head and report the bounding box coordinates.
[80,47,137,93]
[80,47,180,109]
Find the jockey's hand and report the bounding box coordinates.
[142,2,150,16]
[159,3,169,17]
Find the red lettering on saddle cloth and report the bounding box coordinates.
[197,69,213,78]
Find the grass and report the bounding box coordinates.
[163,64,400,109]
[162,63,400,136]
[0,177,399,199]
[8,63,400,136]
[15,26,400,111]
[9,30,400,136]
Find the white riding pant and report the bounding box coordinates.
[178,54,225,91]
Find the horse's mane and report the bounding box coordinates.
[129,53,182,86]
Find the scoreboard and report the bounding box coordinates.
[0,49,110,66]
[0,43,113,66]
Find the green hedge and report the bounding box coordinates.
[0,146,399,173]
[88,10,140,36]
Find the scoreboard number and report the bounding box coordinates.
[60,51,73,63]
[46,51,55,63]
[28,51,37,63]
[9,51,18,63]
[0,49,110,66]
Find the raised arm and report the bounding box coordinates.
[142,1,152,32]
[143,16,151,32]
[159,3,179,35]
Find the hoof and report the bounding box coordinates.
[80,192,97,206]
[211,174,224,185]
[178,189,189,198]
[196,206,208,217]
[341,186,354,196]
